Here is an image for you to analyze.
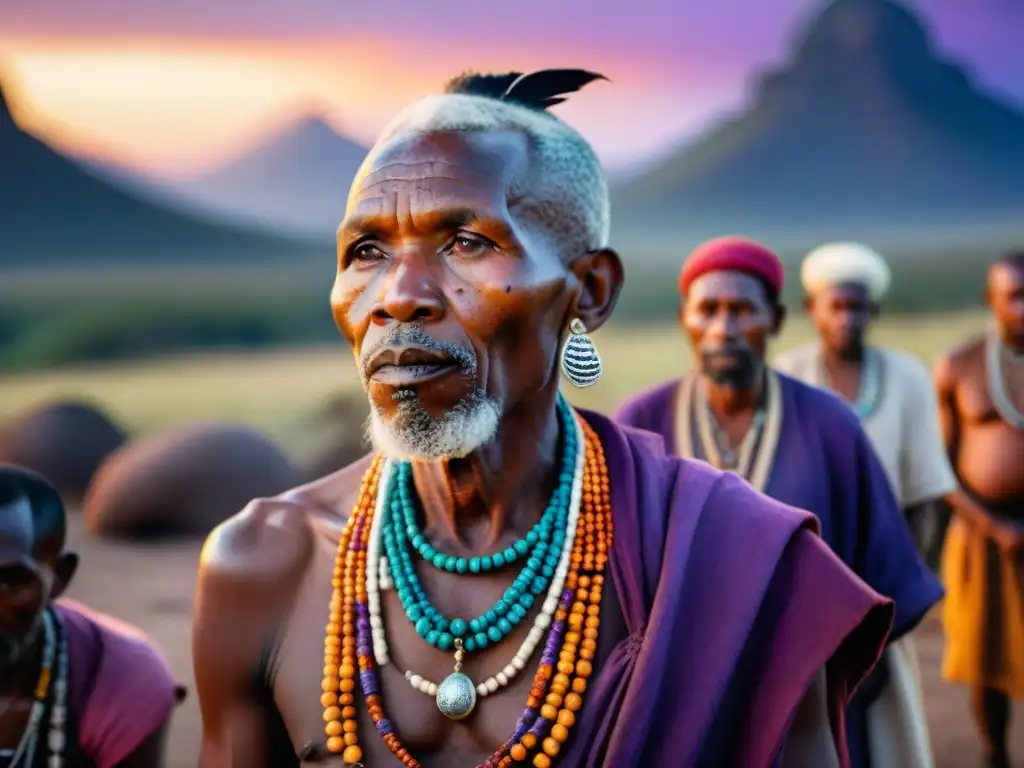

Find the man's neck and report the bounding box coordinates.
[703,370,764,419]
[821,344,865,368]
[996,326,1024,360]
[409,380,564,551]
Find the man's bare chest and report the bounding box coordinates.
[271,558,590,767]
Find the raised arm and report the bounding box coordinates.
[193,500,314,768]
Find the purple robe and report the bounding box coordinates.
[563,410,893,767]
[59,598,178,768]
[612,375,943,766]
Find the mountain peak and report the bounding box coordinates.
[611,0,1024,237]
[792,0,932,71]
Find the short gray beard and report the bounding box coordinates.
[366,389,502,462]
[359,324,501,461]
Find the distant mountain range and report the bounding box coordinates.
[0,80,325,267]
[611,0,1024,243]
[137,117,369,238]
[8,0,1023,267]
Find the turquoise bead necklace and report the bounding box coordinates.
[380,396,578,655]
[820,347,883,420]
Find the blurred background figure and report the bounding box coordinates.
[0,465,179,767]
[934,253,1024,768]
[1,0,1022,764]
[776,241,959,768]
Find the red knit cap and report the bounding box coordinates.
[678,236,785,297]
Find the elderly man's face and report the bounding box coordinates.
[682,270,782,389]
[332,130,576,460]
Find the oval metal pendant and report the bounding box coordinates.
[435,672,477,720]
[561,320,602,388]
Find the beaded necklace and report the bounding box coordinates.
[818,348,883,421]
[320,406,613,768]
[986,329,1024,431]
[380,401,578,665]
[0,609,68,768]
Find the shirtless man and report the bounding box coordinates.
[192,70,894,768]
[934,252,1024,768]
[0,465,178,768]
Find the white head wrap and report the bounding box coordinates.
[801,242,891,302]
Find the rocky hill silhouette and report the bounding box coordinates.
[612,0,1024,239]
[163,116,369,237]
[0,77,324,266]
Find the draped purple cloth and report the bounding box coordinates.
[59,598,177,768]
[561,410,893,767]
[613,375,943,767]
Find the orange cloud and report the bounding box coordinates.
[2,36,733,174]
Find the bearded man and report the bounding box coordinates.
[614,236,943,768]
[192,71,894,768]
[0,465,178,768]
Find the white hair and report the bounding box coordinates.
[365,390,502,462]
[351,92,610,260]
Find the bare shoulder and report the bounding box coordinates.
[933,335,984,388]
[196,454,375,601]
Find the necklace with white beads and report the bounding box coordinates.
[5,609,67,768]
[365,458,393,668]
[367,411,585,701]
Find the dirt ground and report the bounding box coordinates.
[63,515,1024,768]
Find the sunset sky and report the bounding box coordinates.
[2,0,1023,176]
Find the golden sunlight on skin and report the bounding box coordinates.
[2,38,723,174]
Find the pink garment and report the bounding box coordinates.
[58,597,177,768]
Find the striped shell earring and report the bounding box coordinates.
[560,318,602,387]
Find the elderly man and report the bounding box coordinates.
[192,72,893,768]
[775,241,959,768]
[934,252,1024,768]
[0,465,178,768]
[614,236,943,768]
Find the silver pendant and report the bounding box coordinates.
[435,639,476,720]
[560,319,602,388]
[436,672,477,720]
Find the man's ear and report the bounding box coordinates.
[567,248,624,333]
[50,551,79,599]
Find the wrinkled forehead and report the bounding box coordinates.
[687,270,771,305]
[345,130,531,220]
[0,494,35,570]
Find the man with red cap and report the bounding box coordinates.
[614,236,943,768]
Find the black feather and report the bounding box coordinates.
[442,68,607,112]
[502,69,607,111]
[444,71,523,98]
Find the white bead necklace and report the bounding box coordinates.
[5,609,67,768]
[365,458,394,668]
[366,412,586,701]
[986,329,1024,430]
